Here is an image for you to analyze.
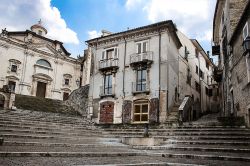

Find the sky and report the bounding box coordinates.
[0,0,217,60]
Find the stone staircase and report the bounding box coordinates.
[164,103,180,126]
[1,109,250,165]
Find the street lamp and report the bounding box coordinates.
[76,79,80,88]
[243,36,250,55]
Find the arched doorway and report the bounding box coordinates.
[0,94,5,108]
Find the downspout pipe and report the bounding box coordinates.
[122,35,127,124]
[158,31,161,123]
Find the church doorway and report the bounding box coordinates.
[0,94,5,108]
[36,82,47,98]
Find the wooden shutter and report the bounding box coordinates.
[114,48,119,59]
[143,42,147,53]
[102,51,105,60]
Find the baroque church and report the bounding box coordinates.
[0,21,81,102]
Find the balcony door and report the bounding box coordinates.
[136,68,147,91]
[104,74,112,95]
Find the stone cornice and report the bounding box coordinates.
[0,36,79,64]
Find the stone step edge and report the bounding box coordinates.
[1,152,250,162]
[88,163,204,166]
[3,141,124,147]
[168,140,250,145]
[132,146,250,153]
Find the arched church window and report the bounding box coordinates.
[36,59,51,68]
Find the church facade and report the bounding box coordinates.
[0,21,81,101]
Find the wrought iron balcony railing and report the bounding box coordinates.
[99,58,119,71]
[130,51,153,65]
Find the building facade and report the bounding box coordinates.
[86,21,182,124]
[178,31,220,121]
[213,0,249,126]
[0,21,81,102]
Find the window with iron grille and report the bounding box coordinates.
[11,64,17,72]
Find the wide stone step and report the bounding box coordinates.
[166,140,250,146]
[0,129,99,136]
[133,145,250,153]
[0,145,135,153]
[4,137,121,145]
[103,131,250,136]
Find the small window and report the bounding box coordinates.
[133,100,149,123]
[64,79,69,85]
[186,68,191,85]
[11,64,17,72]
[195,81,200,92]
[199,69,204,79]
[38,30,42,35]
[206,62,209,69]
[102,48,118,60]
[195,48,199,57]
[36,59,51,68]
[196,66,199,74]
[243,22,249,40]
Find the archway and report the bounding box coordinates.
[0,94,5,108]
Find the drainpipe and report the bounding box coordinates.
[122,35,127,124]
[158,31,161,123]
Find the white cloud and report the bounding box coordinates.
[0,0,79,44]
[125,0,216,43]
[87,30,102,39]
[125,0,143,10]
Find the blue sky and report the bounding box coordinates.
[0,0,217,62]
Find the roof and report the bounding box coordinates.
[86,20,182,48]
[8,30,70,56]
[229,0,250,44]
[191,39,215,66]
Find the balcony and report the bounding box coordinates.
[130,52,153,66]
[100,85,115,97]
[99,59,119,72]
[132,82,150,94]
[212,45,220,56]
[213,67,223,82]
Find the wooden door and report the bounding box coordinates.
[0,94,4,108]
[36,82,46,98]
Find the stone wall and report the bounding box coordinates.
[15,94,78,115]
[64,85,89,116]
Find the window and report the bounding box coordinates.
[63,74,72,86]
[64,79,69,85]
[38,30,42,35]
[195,81,200,92]
[8,81,16,93]
[206,62,209,69]
[36,59,51,68]
[196,66,199,74]
[247,56,250,83]
[205,87,209,96]
[199,69,204,79]
[136,67,147,91]
[184,46,189,60]
[133,100,149,123]
[187,68,191,85]
[102,48,118,60]
[136,41,148,54]
[104,74,112,95]
[11,64,17,72]
[195,48,199,57]
[208,89,213,97]
[243,22,249,40]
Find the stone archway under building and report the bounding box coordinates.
[0,92,9,109]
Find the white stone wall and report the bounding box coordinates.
[0,34,81,101]
[88,28,180,124]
